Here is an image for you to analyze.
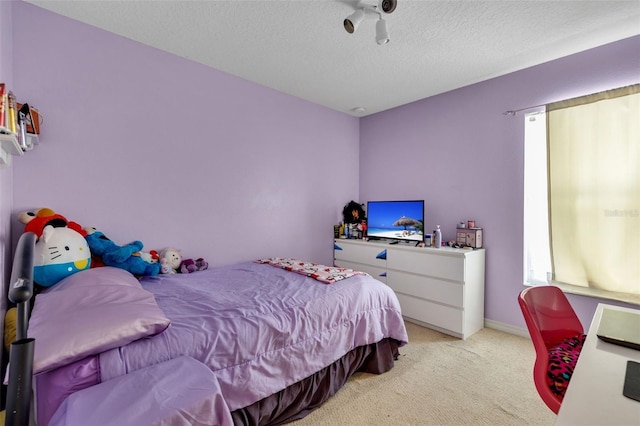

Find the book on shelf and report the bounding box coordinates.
[7,91,18,134]
[0,83,6,131]
[0,84,19,135]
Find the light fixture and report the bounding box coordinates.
[343,0,397,45]
[376,17,389,45]
[343,9,365,34]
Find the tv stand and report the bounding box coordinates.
[369,238,416,246]
[333,239,485,339]
[391,239,418,246]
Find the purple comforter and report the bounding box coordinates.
[99,261,408,411]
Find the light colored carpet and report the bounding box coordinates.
[293,321,556,425]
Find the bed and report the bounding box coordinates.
[5,236,408,425]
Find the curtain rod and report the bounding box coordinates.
[503,84,640,116]
[502,103,546,116]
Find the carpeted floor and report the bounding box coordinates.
[293,321,556,425]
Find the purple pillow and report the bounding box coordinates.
[28,267,170,374]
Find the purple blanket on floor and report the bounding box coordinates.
[99,261,408,411]
[50,356,234,426]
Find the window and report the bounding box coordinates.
[524,110,551,286]
[524,85,640,304]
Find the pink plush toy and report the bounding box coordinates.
[158,247,182,274]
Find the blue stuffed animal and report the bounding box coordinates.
[84,227,161,276]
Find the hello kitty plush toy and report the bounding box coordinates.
[33,225,91,287]
[159,247,182,274]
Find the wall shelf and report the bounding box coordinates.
[0,132,39,167]
[1,133,23,155]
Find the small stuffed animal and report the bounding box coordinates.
[195,258,208,271]
[159,248,182,274]
[179,258,197,274]
[34,225,91,287]
[180,257,208,273]
[139,250,160,264]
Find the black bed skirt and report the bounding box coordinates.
[231,338,401,425]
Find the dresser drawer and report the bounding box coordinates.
[334,241,387,268]
[386,270,463,308]
[395,293,463,334]
[387,249,464,282]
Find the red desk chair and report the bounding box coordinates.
[518,286,585,414]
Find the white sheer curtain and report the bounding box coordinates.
[547,84,640,295]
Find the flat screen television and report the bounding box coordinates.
[366,200,424,243]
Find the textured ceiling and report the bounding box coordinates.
[25,0,640,116]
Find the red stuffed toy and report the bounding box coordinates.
[18,207,86,237]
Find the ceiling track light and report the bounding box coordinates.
[376,17,389,45]
[343,0,397,45]
[344,9,365,34]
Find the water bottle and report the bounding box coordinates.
[434,225,442,248]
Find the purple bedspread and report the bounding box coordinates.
[100,261,408,411]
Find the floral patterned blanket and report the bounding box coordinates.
[255,257,367,284]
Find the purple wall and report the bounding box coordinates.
[11,1,359,268]
[360,35,640,328]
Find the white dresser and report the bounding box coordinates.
[334,239,485,339]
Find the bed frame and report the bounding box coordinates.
[5,232,37,426]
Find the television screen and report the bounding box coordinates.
[366,200,424,242]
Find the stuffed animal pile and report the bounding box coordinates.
[18,207,209,290]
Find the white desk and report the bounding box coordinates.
[556,303,640,426]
